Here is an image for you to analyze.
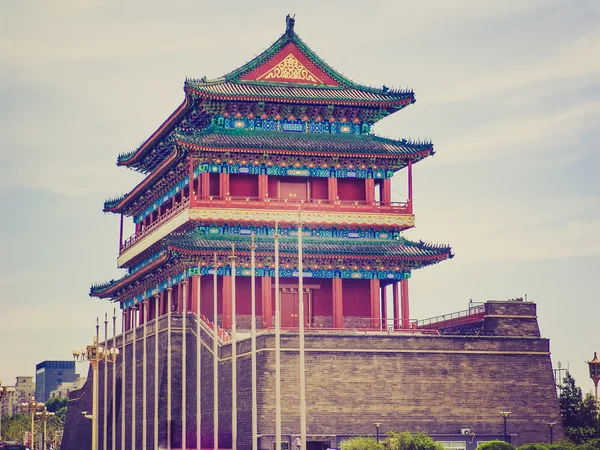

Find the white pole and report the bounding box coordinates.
[231,244,237,450]
[132,306,137,450]
[196,271,202,450]
[274,224,282,450]
[213,254,219,450]
[103,313,108,450]
[167,287,173,450]
[121,310,126,450]
[182,280,188,450]
[298,214,307,450]
[154,295,159,450]
[251,234,258,450]
[143,300,148,450]
[112,309,116,450]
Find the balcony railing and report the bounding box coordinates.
[120,194,412,255]
[193,195,410,214]
[121,198,190,253]
[416,305,486,329]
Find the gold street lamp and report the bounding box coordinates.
[374,423,382,444]
[21,396,44,449]
[0,381,16,441]
[35,406,55,449]
[587,352,600,417]
[499,411,511,443]
[73,330,120,450]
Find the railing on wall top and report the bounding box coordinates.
[416,305,486,329]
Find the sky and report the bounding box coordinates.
[1,0,599,393]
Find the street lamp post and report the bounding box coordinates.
[499,411,511,443]
[374,423,382,444]
[36,406,55,449]
[587,352,600,417]
[73,330,120,450]
[21,396,44,449]
[547,422,556,444]
[0,381,16,441]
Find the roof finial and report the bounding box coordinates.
[286,14,296,35]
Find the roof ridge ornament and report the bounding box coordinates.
[286,14,296,36]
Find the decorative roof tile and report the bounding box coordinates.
[167,233,451,260]
[176,127,433,159]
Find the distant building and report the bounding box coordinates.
[35,361,77,403]
[49,377,86,399]
[1,376,36,416]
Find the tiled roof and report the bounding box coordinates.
[167,233,451,260]
[175,127,433,158]
[185,80,414,106]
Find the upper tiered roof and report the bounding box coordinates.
[117,16,416,173]
[184,15,414,107]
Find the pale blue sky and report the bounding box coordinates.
[1,0,598,391]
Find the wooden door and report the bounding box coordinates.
[279,178,308,200]
[280,288,309,328]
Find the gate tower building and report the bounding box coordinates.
[62,16,563,450]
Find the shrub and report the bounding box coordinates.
[386,431,445,450]
[476,441,516,450]
[339,437,385,450]
[519,444,550,450]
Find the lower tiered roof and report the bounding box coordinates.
[90,232,452,301]
[175,127,433,160]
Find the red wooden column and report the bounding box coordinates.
[188,156,196,206]
[401,279,410,329]
[407,160,413,213]
[258,174,268,201]
[332,278,343,329]
[220,172,230,199]
[176,282,183,313]
[382,178,392,205]
[328,177,338,203]
[365,179,375,205]
[261,276,273,328]
[369,279,380,329]
[381,285,388,329]
[201,172,210,199]
[190,275,199,314]
[139,302,144,325]
[392,282,400,330]
[222,275,232,328]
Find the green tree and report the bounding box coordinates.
[45,397,68,413]
[560,372,584,429]
[386,432,445,450]
[1,414,29,443]
[340,437,384,450]
[476,441,515,450]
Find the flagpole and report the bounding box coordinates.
[121,310,126,450]
[274,223,281,450]
[103,313,108,450]
[196,268,202,449]
[111,308,116,450]
[250,233,258,450]
[182,279,188,450]
[230,244,237,450]
[213,254,219,450]
[298,211,307,450]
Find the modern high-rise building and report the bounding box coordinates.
[35,361,77,403]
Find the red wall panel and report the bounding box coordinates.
[342,279,370,316]
[311,178,328,200]
[230,174,259,197]
[337,179,366,201]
